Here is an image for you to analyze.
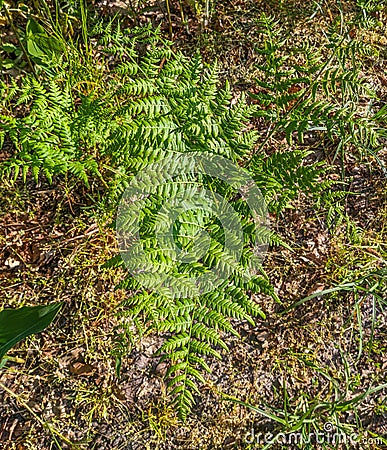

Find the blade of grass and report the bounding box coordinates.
[222,394,288,426]
[280,283,358,314]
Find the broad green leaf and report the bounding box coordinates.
[27,39,47,59]
[26,18,64,62]
[33,34,64,56]
[0,303,62,361]
[26,17,46,36]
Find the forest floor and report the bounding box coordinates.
[1,1,387,449]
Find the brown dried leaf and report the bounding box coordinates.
[69,361,95,376]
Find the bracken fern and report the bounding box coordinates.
[1,22,334,420]
[250,13,387,160]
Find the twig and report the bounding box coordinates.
[165,0,173,38]
[61,227,99,244]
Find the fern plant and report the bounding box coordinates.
[0,77,104,185]
[250,13,387,162]
[97,29,277,419]
[1,21,333,420]
[354,0,384,29]
[98,27,333,418]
